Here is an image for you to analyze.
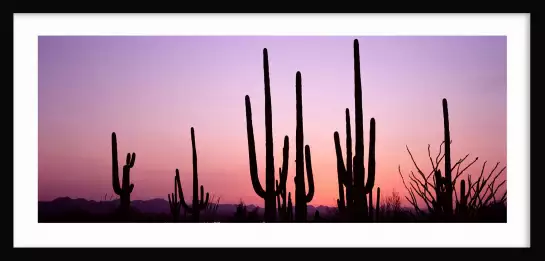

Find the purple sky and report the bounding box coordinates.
[38,36,506,207]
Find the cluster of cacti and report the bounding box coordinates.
[103,38,504,223]
[174,127,211,222]
[168,173,182,221]
[276,179,294,221]
[244,48,316,222]
[244,48,290,222]
[333,39,380,222]
[111,132,136,217]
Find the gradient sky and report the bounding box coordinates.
[38,36,507,207]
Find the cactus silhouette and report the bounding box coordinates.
[276,178,288,221]
[245,48,289,222]
[111,132,136,218]
[294,71,315,222]
[368,186,381,221]
[455,179,468,217]
[441,98,454,215]
[168,173,182,221]
[176,127,210,222]
[429,99,455,218]
[334,39,377,221]
[287,192,294,222]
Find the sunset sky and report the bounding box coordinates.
[38,36,507,207]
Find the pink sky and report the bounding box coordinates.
[38,36,507,207]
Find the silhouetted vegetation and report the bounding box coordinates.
[244,48,290,222]
[174,127,211,222]
[40,39,507,223]
[398,99,507,222]
[111,132,136,219]
[334,39,381,222]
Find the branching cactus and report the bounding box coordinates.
[334,39,377,222]
[276,178,288,221]
[176,127,210,222]
[168,174,182,221]
[111,132,136,217]
[294,72,315,222]
[245,48,290,222]
[430,99,455,218]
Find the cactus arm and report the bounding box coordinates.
[275,136,290,196]
[369,187,373,217]
[287,192,293,221]
[176,169,193,212]
[276,180,282,213]
[334,132,347,209]
[201,192,210,210]
[128,152,136,168]
[111,132,122,195]
[345,108,353,187]
[364,118,376,193]
[199,185,210,209]
[375,187,380,221]
[334,132,347,181]
[304,145,315,202]
[129,184,134,193]
[244,95,266,198]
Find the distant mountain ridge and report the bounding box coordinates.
[38,197,338,218]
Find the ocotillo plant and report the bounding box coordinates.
[111,132,136,217]
[399,97,505,221]
[294,71,315,222]
[334,39,377,222]
[245,48,289,222]
[168,173,182,221]
[176,127,210,222]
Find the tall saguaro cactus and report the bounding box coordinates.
[334,39,377,221]
[294,71,315,222]
[176,127,210,222]
[442,98,454,215]
[430,99,455,217]
[245,48,289,222]
[111,132,136,217]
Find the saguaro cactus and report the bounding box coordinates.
[276,178,288,221]
[334,39,377,221]
[430,99,455,218]
[176,127,210,222]
[245,48,290,222]
[441,98,454,215]
[111,132,136,217]
[168,174,182,221]
[287,192,294,222]
[294,71,315,222]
